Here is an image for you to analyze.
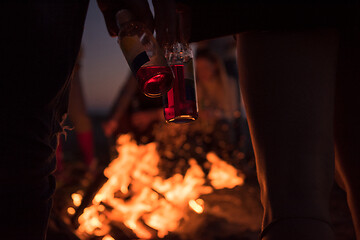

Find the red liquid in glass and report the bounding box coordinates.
[163,64,198,123]
[136,66,174,98]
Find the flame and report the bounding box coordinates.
[75,134,244,239]
[207,152,245,189]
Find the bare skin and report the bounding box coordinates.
[236,29,339,240]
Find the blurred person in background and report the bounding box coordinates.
[195,48,251,158]
[195,48,240,124]
[102,73,163,143]
[195,41,253,162]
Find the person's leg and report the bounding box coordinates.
[1,2,89,239]
[334,27,360,239]
[236,29,339,240]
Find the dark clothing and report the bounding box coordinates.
[186,1,360,42]
[1,1,89,239]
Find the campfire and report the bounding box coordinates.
[68,133,247,240]
[47,116,264,240]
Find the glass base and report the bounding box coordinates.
[166,115,197,124]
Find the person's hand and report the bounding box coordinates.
[97,0,154,37]
[152,0,176,46]
[97,0,180,46]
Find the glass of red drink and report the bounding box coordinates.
[136,65,174,98]
[163,60,198,123]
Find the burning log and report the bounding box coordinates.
[108,222,137,240]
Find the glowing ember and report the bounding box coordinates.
[74,134,244,239]
[67,207,76,215]
[71,193,83,207]
[189,199,204,214]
